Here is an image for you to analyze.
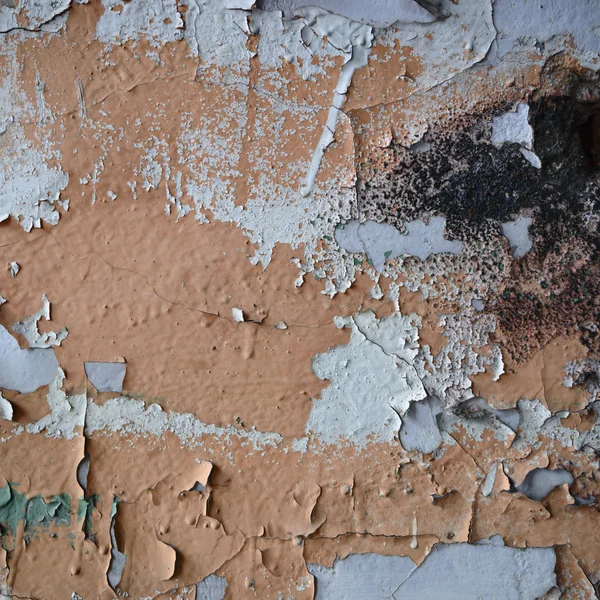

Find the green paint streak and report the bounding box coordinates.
[79,494,99,538]
[0,483,72,535]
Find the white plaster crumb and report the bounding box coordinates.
[9,262,19,278]
[275,321,288,330]
[107,190,117,201]
[232,307,244,323]
[85,397,283,451]
[520,147,542,169]
[291,437,308,454]
[491,103,534,148]
[0,393,12,422]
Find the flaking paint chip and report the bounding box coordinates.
[85,361,127,393]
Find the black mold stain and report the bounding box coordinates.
[357,66,600,360]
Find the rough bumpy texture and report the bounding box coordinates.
[0,1,599,599]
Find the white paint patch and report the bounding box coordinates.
[491,103,542,168]
[0,123,69,232]
[306,310,426,447]
[294,9,372,196]
[96,0,184,47]
[26,369,86,440]
[0,324,58,394]
[491,103,533,147]
[514,399,582,451]
[12,294,68,349]
[335,217,463,271]
[0,393,12,421]
[0,0,70,33]
[493,0,600,59]
[501,216,533,258]
[258,0,437,27]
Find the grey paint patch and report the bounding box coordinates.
[515,468,573,502]
[399,396,443,454]
[77,454,90,494]
[501,217,533,258]
[309,543,556,599]
[407,140,431,153]
[0,324,58,393]
[84,362,127,393]
[12,294,68,348]
[257,0,437,27]
[107,500,127,592]
[492,407,520,433]
[196,574,227,600]
[471,298,484,312]
[481,463,498,497]
[335,217,463,271]
[439,397,515,443]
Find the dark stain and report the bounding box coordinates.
[357,65,600,361]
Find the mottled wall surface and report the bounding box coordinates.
[0,0,598,598]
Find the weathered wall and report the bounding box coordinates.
[0,0,598,598]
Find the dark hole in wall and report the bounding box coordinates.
[578,111,600,169]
